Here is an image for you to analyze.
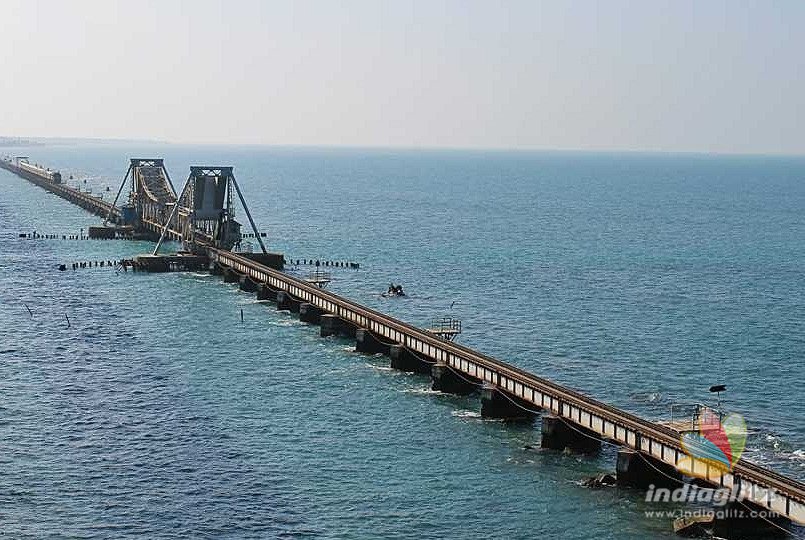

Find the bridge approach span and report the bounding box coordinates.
[209,246,805,526]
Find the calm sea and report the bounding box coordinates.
[0,144,803,539]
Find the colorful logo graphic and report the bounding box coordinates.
[676,407,747,479]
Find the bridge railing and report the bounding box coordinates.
[209,247,805,524]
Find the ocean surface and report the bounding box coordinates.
[0,144,803,539]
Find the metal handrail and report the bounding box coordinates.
[429,317,462,333]
[212,247,805,502]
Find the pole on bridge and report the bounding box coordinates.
[104,163,132,225]
[153,173,192,255]
[161,164,182,238]
[229,174,267,254]
[161,162,178,198]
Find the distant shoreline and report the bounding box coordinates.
[1,136,803,159]
[0,137,43,147]
[0,136,164,147]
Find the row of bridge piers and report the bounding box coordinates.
[3,150,798,535]
[218,262,792,536]
[217,262,685,493]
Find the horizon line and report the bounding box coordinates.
[1,135,803,159]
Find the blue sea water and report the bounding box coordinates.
[0,144,803,539]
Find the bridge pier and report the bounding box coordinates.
[389,345,432,374]
[711,503,792,539]
[320,314,342,337]
[239,275,258,292]
[355,328,393,355]
[341,320,358,338]
[541,415,601,453]
[223,268,240,283]
[318,314,358,337]
[210,262,224,276]
[299,303,322,324]
[431,362,479,395]
[257,284,278,301]
[276,291,301,313]
[480,385,538,421]
[616,448,682,489]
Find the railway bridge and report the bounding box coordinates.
[2,154,804,535]
[209,247,805,531]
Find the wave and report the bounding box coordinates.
[452,410,481,419]
[364,363,393,371]
[402,387,442,396]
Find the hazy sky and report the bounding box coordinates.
[1,0,803,153]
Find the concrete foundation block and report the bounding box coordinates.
[480,384,538,421]
[239,274,258,292]
[355,328,392,355]
[223,268,239,283]
[712,502,791,538]
[431,362,478,395]
[320,314,342,337]
[541,414,601,453]
[337,319,358,338]
[299,303,322,324]
[616,448,681,489]
[276,291,301,313]
[389,345,432,374]
[257,285,278,301]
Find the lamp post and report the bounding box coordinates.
[709,384,726,421]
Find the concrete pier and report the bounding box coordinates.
[299,303,322,324]
[224,268,240,283]
[711,504,790,539]
[239,274,258,292]
[616,448,682,489]
[257,284,278,301]
[389,344,432,374]
[541,414,601,453]
[320,314,342,337]
[340,319,358,338]
[355,328,393,355]
[480,384,538,420]
[276,291,301,312]
[431,362,479,395]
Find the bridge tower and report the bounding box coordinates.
[106,159,266,253]
[106,158,177,231]
[153,166,266,255]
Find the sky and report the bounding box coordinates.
[0,0,803,154]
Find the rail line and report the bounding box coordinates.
[210,247,805,525]
[3,153,803,529]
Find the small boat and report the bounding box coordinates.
[382,283,406,297]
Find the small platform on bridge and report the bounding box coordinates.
[659,403,725,435]
[426,318,462,341]
[304,269,331,288]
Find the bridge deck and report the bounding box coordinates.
[0,159,121,222]
[4,155,803,526]
[209,247,805,526]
